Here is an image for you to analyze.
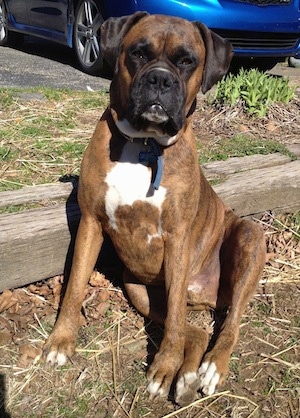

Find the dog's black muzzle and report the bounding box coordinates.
[128,65,186,137]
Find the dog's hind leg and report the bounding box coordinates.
[198,215,266,396]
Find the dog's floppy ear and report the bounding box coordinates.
[101,12,149,70]
[194,22,233,94]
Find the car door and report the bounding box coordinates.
[6,0,30,24]
[26,0,69,32]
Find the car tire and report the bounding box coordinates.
[73,0,104,75]
[288,56,300,68]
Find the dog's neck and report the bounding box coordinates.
[109,108,178,147]
[110,109,164,190]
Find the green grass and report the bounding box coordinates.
[0,87,109,192]
[0,88,16,108]
[0,144,17,161]
[0,203,46,215]
[198,135,296,164]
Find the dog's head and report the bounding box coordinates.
[101,13,233,145]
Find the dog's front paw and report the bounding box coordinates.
[147,351,183,398]
[43,329,76,366]
[175,371,200,406]
[45,348,69,366]
[198,361,221,395]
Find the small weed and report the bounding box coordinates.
[214,68,295,117]
[0,88,16,109]
[263,376,276,395]
[292,315,300,327]
[137,406,152,416]
[257,302,272,315]
[280,369,298,390]
[0,144,17,161]
[252,320,264,328]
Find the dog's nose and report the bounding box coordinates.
[146,69,175,93]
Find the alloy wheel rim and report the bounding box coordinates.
[75,0,103,67]
[0,4,7,42]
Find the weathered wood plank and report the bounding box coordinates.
[214,160,300,216]
[203,153,291,179]
[286,143,300,157]
[0,204,80,292]
[0,182,76,208]
[203,144,300,180]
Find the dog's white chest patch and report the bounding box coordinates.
[105,141,166,231]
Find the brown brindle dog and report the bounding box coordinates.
[43,13,266,406]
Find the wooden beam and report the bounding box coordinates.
[0,204,80,291]
[0,182,76,208]
[213,160,300,216]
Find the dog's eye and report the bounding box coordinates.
[131,49,147,62]
[177,57,194,67]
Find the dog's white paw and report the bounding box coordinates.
[175,371,199,406]
[46,350,68,367]
[147,380,169,398]
[198,361,220,395]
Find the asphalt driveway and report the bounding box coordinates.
[0,36,111,91]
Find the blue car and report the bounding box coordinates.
[0,0,300,75]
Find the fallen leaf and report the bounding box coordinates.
[96,302,110,317]
[266,121,277,132]
[17,354,29,368]
[0,329,13,345]
[89,271,109,287]
[97,290,110,302]
[239,124,249,133]
[0,290,18,313]
[266,252,276,263]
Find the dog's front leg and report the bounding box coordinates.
[43,215,103,365]
[147,232,190,398]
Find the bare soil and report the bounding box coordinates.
[0,82,300,418]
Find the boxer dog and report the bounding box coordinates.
[43,13,266,406]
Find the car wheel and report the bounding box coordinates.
[288,56,300,68]
[73,0,104,75]
[0,1,23,46]
[0,1,9,46]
